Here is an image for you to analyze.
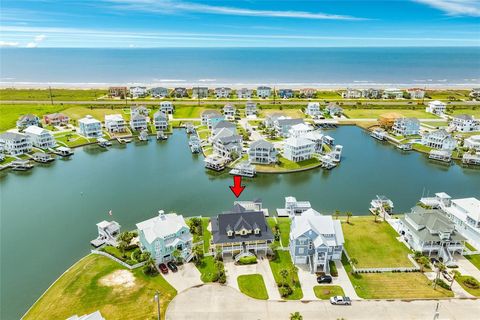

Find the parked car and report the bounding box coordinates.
[158,263,169,274]
[330,296,352,305]
[430,257,439,265]
[167,261,178,272]
[317,275,333,284]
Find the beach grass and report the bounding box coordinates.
[450,108,480,117]
[237,274,269,300]
[0,88,108,101]
[344,108,439,119]
[0,103,68,131]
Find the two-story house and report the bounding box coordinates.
[426,100,446,115]
[325,103,343,117]
[421,129,457,150]
[288,123,313,138]
[237,88,253,99]
[78,116,102,138]
[0,132,32,155]
[406,88,425,99]
[283,136,315,162]
[392,117,420,136]
[105,114,127,133]
[16,114,40,130]
[245,101,257,117]
[300,88,316,99]
[342,88,362,99]
[150,87,169,98]
[212,130,243,159]
[382,88,404,99]
[172,87,188,98]
[305,102,321,117]
[256,86,272,99]
[192,87,209,99]
[153,111,169,131]
[130,114,148,131]
[160,101,174,115]
[43,113,69,126]
[24,126,56,149]
[278,89,294,99]
[223,104,236,120]
[108,86,127,98]
[452,114,478,132]
[215,87,231,98]
[201,110,225,129]
[248,139,277,164]
[129,86,148,98]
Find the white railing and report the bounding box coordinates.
[91,249,146,270]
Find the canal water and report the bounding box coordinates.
[1,126,479,319]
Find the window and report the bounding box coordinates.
[227,230,233,237]
[308,241,313,250]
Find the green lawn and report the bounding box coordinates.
[237,274,269,300]
[465,254,480,271]
[342,217,413,268]
[313,285,345,299]
[23,254,176,320]
[455,273,480,297]
[277,218,291,247]
[255,156,321,172]
[196,256,221,282]
[426,90,470,101]
[54,132,90,147]
[0,103,69,131]
[316,91,342,99]
[174,106,206,118]
[450,108,480,117]
[63,106,128,122]
[198,129,210,140]
[201,218,211,252]
[266,217,280,246]
[259,108,305,118]
[269,250,303,300]
[344,109,439,119]
[0,88,108,101]
[412,143,433,153]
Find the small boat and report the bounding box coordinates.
[397,143,413,151]
[157,131,168,140]
[97,138,112,148]
[55,146,74,157]
[11,160,33,171]
[33,152,54,163]
[371,128,387,141]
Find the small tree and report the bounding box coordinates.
[434,262,447,289]
[418,256,430,273]
[290,312,303,320]
[346,212,353,224]
[172,249,182,263]
[289,265,298,285]
[280,269,289,284]
[118,240,128,258]
[334,210,340,220]
[349,257,358,273]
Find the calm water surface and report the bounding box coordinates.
[1,126,479,319]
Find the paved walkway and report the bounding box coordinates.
[162,263,203,293]
[457,256,480,281]
[296,265,318,300]
[166,284,480,320]
[334,260,361,300]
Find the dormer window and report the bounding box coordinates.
[227,230,233,237]
[254,228,260,234]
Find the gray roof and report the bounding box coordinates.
[0,132,27,141]
[277,118,304,126]
[217,134,242,144]
[454,114,474,120]
[211,208,274,244]
[213,120,236,130]
[249,139,274,149]
[18,114,38,121]
[154,111,167,120]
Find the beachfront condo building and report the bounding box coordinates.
[24,125,56,149]
[0,132,32,155]
[78,116,102,138]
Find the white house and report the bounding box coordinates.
[105,114,127,133]
[289,209,344,274]
[129,86,148,98]
[245,101,257,117]
[212,120,236,136]
[215,87,231,98]
[78,115,102,138]
[264,113,288,128]
[361,88,382,99]
[24,125,55,149]
[342,88,362,99]
[277,196,312,217]
[248,139,277,164]
[201,110,225,129]
[289,123,313,138]
[131,105,149,117]
[443,197,480,246]
[392,117,420,136]
[150,87,169,98]
[275,118,305,137]
[302,130,324,153]
[211,129,243,159]
[223,104,236,120]
[256,86,271,99]
[16,114,40,130]
[153,111,169,131]
[465,135,480,151]
[160,101,174,114]
[451,114,478,132]
[130,114,148,131]
[421,129,457,150]
[325,103,343,117]
[382,88,404,99]
[283,137,315,162]
[0,132,32,155]
[237,88,253,99]
[426,100,447,115]
[136,211,193,264]
[305,102,321,117]
[406,88,425,99]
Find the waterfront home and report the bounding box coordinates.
[237,88,253,99]
[78,115,102,138]
[406,88,426,99]
[257,86,272,99]
[172,87,188,98]
[302,130,324,153]
[379,112,403,128]
[392,117,420,136]
[130,114,148,131]
[153,111,169,131]
[300,88,316,98]
[212,120,236,136]
[24,125,56,149]
[105,114,127,133]
[160,101,174,114]
[325,103,343,117]
[323,135,335,146]
[215,87,231,98]
[305,102,321,117]
[398,206,465,265]
[421,129,457,150]
[150,87,169,98]
[129,86,148,98]
[382,88,404,99]
[342,88,362,99]
[136,211,193,263]
[16,114,40,130]
[264,112,288,128]
[211,204,274,259]
[277,196,312,217]
[426,100,447,115]
[370,195,394,216]
[465,135,480,151]
[245,101,257,117]
[452,114,478,132]
[289,209,344,274]
[131,105,149,117]
[67,310,105,320]
[248,139,277,164]
[283,136,315,162]
[234,199,265,214]
[429,149,452,163]
[192,87,209,99]
[331,145,343,162]
[361,88,382,99]
[43,113,69,126]
[278,89,294,99]
[204,154,228,171]
[229,160,256,178]
[189,135,202,153]
[201,110,225,129]
[223,103,236,120]
[470,88,480,99]
[108,86,127,98]
[0,132,32,155]
[276,118,305,137]
[462,152,480,165]
[90,220,121,247]
[212,131,243,159]
[288,123,313,138]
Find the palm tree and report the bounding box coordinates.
[118,240,128,258]
[172,249,182,263]
[334,210,340,220]
[434,262,447,289]
[193,245,204,262]
[118,231,130,244]
[346,212,353,224]
[373,209,379,223]
[289,265,298,285]
[418,256,430,273]
[290,312,303,320]
[279,269,289,284]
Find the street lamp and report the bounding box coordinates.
[154,290,161,320]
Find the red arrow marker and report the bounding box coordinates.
[229,175,245,198]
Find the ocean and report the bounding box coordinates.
[1,47,479,88]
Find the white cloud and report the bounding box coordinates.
[26,42,38,48]
[0,41,20,47]
[414,0,480,16]
[34,34,46,42]
[24,34,47,48]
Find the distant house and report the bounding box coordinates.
[24,126,55,149]
[215,87,232,98]
[465,135,480,151]
[201,110,224,129]
[283,136,315,162]
[278,89,294,99]
[300,88,316,99]
[212,120,236,136]
[452,114,478,132]
[78,115,102,138]
[211,204,274,259]
[16,114,40,130]
[288,123,313,138]
[392,117,420,136]
[275,118,305,137]
[105,114,127,133]
[129,86,148,98]
[172,87,188,98]
[67,310,106,320]
[325,103,343,117]
[245,101,257,117]
[470,88,480,99]
[426,100,446,115]
[150,87,169,98]
[256,86,272,99]
[421,129,457,150]
[342,88,362,99]
[398,206,465,265]
[382,88,404,99]
[130,114,148,131]
[248,139,277,164]
[0,132,32,155]
[211,129,243,159]
[237,88,253,99]
[290,209,344,274]
[108,87,127,98]
[43,113,69,126]
[136,211,193,263]
[305,102,321,117]
[406,88,425,99]
[223,103,236,120]
[131,105,149,117]
[361,88,382,99]
[153,111,169,131]
[160,101,174,114]
[192,87,209,99]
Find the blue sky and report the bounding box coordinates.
[0,0,479,47]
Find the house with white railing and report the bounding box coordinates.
[160,101,174,114]
[283,136,315,162]
[305,102,321,117]
[426,100,446,115]
[0,132,32,155]
[105,114,127,133]
[201,110,225,129]
[245,101,257,117]
[150,87,169,98]
[153,111,169,131]
[392,117,420,136]
[129,86,148,98]
[277,196,312,218]
[421,129,457,150]
[24,125,56,149]
[16,114,40,130]
[451,114,479,132]
[215,87,231,98]
[130,114,148,131]
[78,115,102,138]
[223,104,236,120]
[257,86,272,99]
[248,139,277,164]
[237,88,253,99]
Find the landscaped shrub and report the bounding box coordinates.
[126,259,137,265]
[329,261,338,277]
[238,256,257,265]
[434,278,451,290]
[463,277,480,289]
[278,283,293,297]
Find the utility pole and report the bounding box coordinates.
[48,86,53,105]
[154,291,161,320]
[273,86,276,105]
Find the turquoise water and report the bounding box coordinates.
[1,126,479,319]
[1,47,479,86]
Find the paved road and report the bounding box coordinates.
[166,284,480,320]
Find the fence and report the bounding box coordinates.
[91,249,146,270]
[343,249,420,273]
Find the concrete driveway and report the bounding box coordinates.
[162,262,203,293]
[296,265,318,300]
[224,256,281,300]
[166,284,480,320]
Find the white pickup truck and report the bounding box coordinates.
[330,296,352,305]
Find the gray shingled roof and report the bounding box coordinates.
[0,132,27,141]
[249,139,274,149]
[277,118,304,126]
[213,120,236,130]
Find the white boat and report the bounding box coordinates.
[11,160,33,171]
[33,152,54,163]
[371,128,387,141]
